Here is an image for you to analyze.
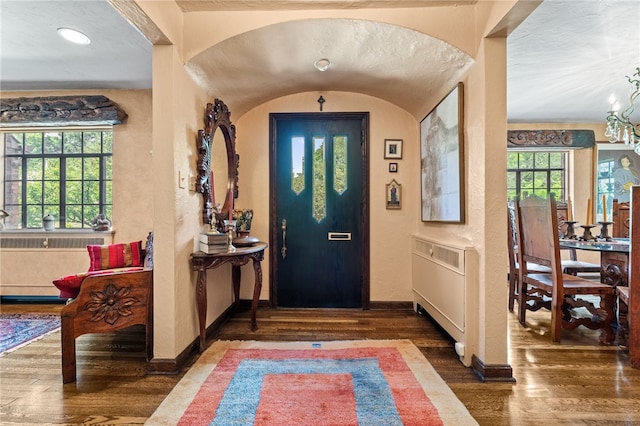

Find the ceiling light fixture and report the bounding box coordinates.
[57,27,91,45]
[314,58,331,72]
[605,67,640,154]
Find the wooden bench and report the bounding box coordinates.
[59,232,153,383]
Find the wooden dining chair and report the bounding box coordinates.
[612,198,630,238]
[507,201,600,313]
[617,186,639,367]
[515,195,615,343]
[507,204,550,312]
[555,201,601,276]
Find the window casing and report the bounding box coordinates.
[3,129,112,230]
[507,151,567,201]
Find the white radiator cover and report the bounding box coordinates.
[411,235,478,367]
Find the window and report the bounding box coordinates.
[507,151,566,201]
[3,129,112,229]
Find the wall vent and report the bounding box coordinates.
[0,237,105,249]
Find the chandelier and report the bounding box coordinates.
[605,67,640,154]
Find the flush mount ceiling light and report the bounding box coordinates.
[57,27,91,45]
[314,58,331,72]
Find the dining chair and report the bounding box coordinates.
[612,198,630,238]
[617,186,638,367]
[515,195,615,343]
[555,201,601,277]
[507,201,600,312]
[507,205,550,312]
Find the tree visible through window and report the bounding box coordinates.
[507,151,566,201]
[3,129,112,229]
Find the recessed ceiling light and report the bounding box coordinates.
[314,58,331,72]
[57,27,91,45]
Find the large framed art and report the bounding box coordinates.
[595,143,640,222]
[419,82,465,223]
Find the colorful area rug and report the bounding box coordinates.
[0,313,61,355]
[146,340,477,425]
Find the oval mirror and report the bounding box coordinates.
[195,98,238,227]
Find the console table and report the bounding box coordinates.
[190,242,267,352]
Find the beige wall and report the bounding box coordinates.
[1,1,530,368]
[0,89,153,295]
[236,92,419,302]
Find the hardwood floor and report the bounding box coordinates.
[1,302,640,425]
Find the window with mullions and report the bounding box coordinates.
[507,151,566,201]
[3,130,112,230]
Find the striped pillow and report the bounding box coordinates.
[87,241,143,271]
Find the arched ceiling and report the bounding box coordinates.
[186,19,473,118]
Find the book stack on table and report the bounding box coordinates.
[199,232,229,254]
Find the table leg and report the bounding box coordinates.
[196,268,207,353]
[250,258,263,331]
[232,265,241,308]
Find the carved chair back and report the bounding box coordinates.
[613,198,630,238]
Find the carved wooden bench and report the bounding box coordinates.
[56,232,153,383]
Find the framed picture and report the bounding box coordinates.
[420,82,465,223]
[595,143,639,222]
[389,162,398,173]
[386,179,401,209]
[384,139,403,159]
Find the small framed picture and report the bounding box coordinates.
[386,179,401,210]
[384,139,403,159]
[389,162,398,173]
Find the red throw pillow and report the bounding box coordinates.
[52,273,89,299]
[53,267,146,299]
[87,241,143,271]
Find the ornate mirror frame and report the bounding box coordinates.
[196,98,239,225]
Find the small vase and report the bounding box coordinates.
[43,214,55,231]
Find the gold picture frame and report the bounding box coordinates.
[386,179,401,209]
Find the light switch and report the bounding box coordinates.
[178,171,186,189]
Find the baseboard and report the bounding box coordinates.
[148,304,235,375]
[1,295,65,304]
[471,354,516,383]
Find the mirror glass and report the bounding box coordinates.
[196,98,238,226]
[211,127,229,211]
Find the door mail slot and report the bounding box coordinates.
[328,232,352,241]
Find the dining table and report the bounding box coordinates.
[559,238,630,287]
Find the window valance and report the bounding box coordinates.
[507,130,595,149]
[0,95,127,127]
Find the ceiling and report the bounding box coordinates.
[1,0,639,124]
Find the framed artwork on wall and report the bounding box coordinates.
[386,179,401,209]
[389,162,398,173]
[420,82,465,223]
[595,143,639,222]
[384,139,403,159]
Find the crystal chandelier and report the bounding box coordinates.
[605,67,640,154]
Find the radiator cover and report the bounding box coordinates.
[411,235,478,366]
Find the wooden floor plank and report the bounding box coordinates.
[1,303,640,424]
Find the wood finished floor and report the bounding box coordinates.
[1,302,640,425]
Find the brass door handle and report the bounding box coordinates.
[281,219,287,259]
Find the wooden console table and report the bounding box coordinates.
[190,242,267,352]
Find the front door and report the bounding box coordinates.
[269,112,369,308]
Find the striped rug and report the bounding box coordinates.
[147,340,477,425]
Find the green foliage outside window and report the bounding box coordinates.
[507,151,566,201]
[3,130,112,230]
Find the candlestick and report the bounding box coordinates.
[602,194,607,222]
[585,198,592,224]
[228,188,233,221]
[567,197,573,221]
[598,221,613,241]
[579,224,597,241]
